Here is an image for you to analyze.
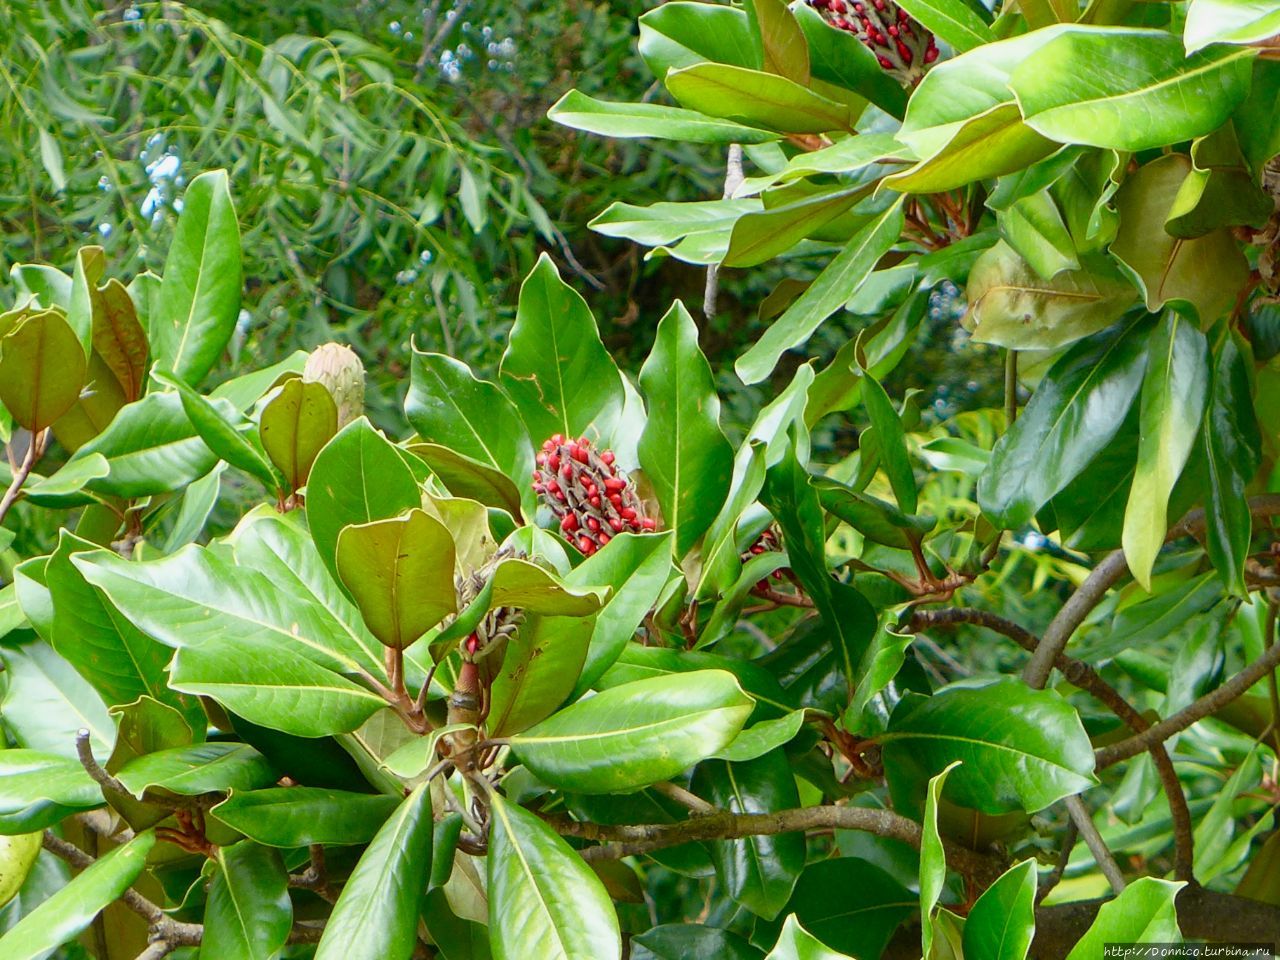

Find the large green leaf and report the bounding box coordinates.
[638,1,757,78]
[67,391,219,497]
[211,788,401,847]
[978,315,1149,529]
[0,830,153,960]
[510,671,753,793]
[1166,124,1274,238]
[498,254,625,447]
[201,841,292,960]
[589,198,760,266]
[0,310,86,432]
[765,915,851,960]
[919,762,959,960]
[406,350,533,500]
[1064,878,1184,958]
[782,858,914,959]
[692,751,804,920]
[0,751,102,835]
[725,185,868,269]
[92,278,148,402]
[315,783,434,960]
[736,198,903,385]
[306,417,423,582]
[638,302,733,557]
[73,547,388,736]
[566,531,677,697]
[486,614,595,737]
[488,795,621,960]
[962,859,1036,960]
[1110,155,1250,326]
[259,377,338,493]
[153,169,243,383]
[43,535,180,716]
[0,638,113,760]
[1122,312,1209,590]
[860,366,916,514]
[665,63,851,135]
[1202,337,1262,594]
[548,91,778,144]
[336,510,457,649]
[880,680,1098,814]
[115,742,275,800]
[963,240,1136,350]
[894,0,994,50]
[1010,28,1254,151]
[794,5,907,117]
[886,104,1057,194]
[1185,0,1280,51]
[635,924,764,960]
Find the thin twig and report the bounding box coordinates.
[1004,349,1018,426]
[651,780,717,816]
[75,729,130,796]
[703,144,744,323]
[0,428,46,527]
[1065,795,1126,893]
[1037,817,1078,904]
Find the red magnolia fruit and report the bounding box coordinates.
[807,0,938,85]
[533,435,656,554]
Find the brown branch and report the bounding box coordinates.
[1023,495,1280,689]
[1036,817,1078,904]
[1064,795,1126,893]
[550,805,1005,884]
[0,428,46,527]
[1097,635,1280,768]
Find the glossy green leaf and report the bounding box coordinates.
[978,315,1149,529]
[212,787,401,847]
[1202,337,1262,594]
[566,531,677,697]
[406,442,525,517]
[498,253,625,446]
[637,1,757,78]
[765,915,850,960]
[693,751,804,919]
[844,620,915,736]
[548,90,778,144]
[201,841,292,960]
[736,198,903,384]
[307,417,423,582]
[260,377,338,493]
[794,5,907,117]
[814,479,935,551]
[511,670,753,793]
[665,63,851,136]
[1122,311,1210,590]
[962,859,1036,960]
[0,638,113,760]
[726,185,868,269]
[895,0,993,50]
[1064,878,1184,958]
[999,189,1079,279]
[860,366,916,514]
[886,104,1057,194]
[315,783,434,960]
[963,240,1136,350]
[0,310,87,432]
[748,0,809,83]
[783,858,914,959]
[115,742,275,800]
[64,245,102,360]
[919,761,959,959]
[210,349,308,410]
[407,350,533,497]
[638,302,733,557]
[488,794,621,960]
[713,711,806,762]
[1186,0,1280,51]
[0,830,153,960]
[0,750,102,835]
[153,370,279,491]
[635,924,764,960]
[1111,155,1250,325]
[487,614,595,737]
[880,680,1098,814]
[67,391,219,497]
[1010,28,1254,151]
[154,169,243,383]
[336,509,457,649]
[590,198,760,266]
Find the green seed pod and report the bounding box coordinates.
[303,342,365,428]
[0,832,42,907]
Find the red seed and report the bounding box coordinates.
[924,43,938,62]
[878,55,893,68]
[601,451,615,466]
[571,445,589,464]
[578,536,594,554]
[584,482,597,496]
[888,24,898,36]
[578,436,590,448]
[619,507,637,521]
[561,464,573,479]
[586,517,600,532]
[597,533,610,546]
[609,518,625,532]
[561,513,580,532]
[589,495,601,507]
[640,518,656,531]
[897,40,912,62]
[550,433,565,445]
[548,453,560,471]
[532,482,544,494]
[603,478,626,493]
[536,451,548,466]
[542,439,556,452]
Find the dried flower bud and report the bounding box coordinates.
[453,547,526,663]
[532,435,656,554]
[303,342,365,428]
[806,0,937,86]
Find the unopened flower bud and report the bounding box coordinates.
[303,342,365,428]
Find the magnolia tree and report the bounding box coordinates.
[1,0,1280,957]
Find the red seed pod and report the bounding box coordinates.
[548,453,560,471]
[584,482,597,496]
[597,533,610,546]
[619,507,637,521]
[589,495,601,507]
[609,517,625,532]
[571,445,589,465]
[534,434,659,543]
[609,493,622,507]
[640,518,656,531]
[535,451,548,466]
[806,0,935,84]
